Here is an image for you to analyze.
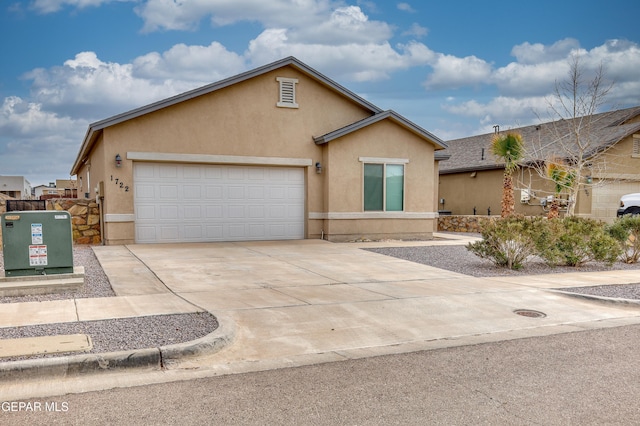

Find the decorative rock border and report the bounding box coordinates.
[438,215,498,233]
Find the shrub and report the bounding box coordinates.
[607,214,640,264]
[466,216,543,269]
[537,216,621,267]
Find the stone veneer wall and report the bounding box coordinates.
[437,215,498,233]
[0,199,101,245]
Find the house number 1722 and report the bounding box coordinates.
[110,175,129,192]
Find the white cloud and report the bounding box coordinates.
[291,6,393,45]
[397,2,416,13]
[511,38,580,64]
[247,30,432,81]
[0,96,86,183]
[135,0,333,32]
[0,96,79,138]
[442,95,550,135]
[402,23,428,38]
[423,54,492,89]
[132,42,246,82]
[491,60,570,96]
[29,0,131,14]
[23,51,221,119]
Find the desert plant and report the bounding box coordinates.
[537,216,621,267]
[545,158,575,219]
[607,214,640,264]
[491,132,524,217]
[466,216,543,269]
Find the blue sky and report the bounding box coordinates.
[1,0,640,186]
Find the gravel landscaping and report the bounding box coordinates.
[365,243,640,299]
[0,246,218,362]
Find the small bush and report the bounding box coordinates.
[607,215,640,264]
[466,216,543,269]
[537,216,621,267]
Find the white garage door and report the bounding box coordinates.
[591,180,640,223]
[134,163,305,243]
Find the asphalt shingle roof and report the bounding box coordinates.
[440,106,640,174]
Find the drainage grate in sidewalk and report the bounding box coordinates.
[514,309,546,318]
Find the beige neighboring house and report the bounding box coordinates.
[33,183,59,198]
[71,57,447,245]
[33,180,78,199]
[439,106,640,222]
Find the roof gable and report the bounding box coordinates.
[71,57,384,175]
[313,110,447,150]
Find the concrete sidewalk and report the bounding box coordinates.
[2,233,640,400]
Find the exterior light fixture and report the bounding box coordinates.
[115,154,122,167]
[315,162,322,174]
[586,175,592,184]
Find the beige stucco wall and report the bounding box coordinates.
[319,120,438,241]
[439,168,568,217]
[76,64,442,244]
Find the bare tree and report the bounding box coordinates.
[527,54,614,216]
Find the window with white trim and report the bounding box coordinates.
[363,163,405,211]
[276,77,299,108]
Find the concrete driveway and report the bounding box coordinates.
[92,236,640,373]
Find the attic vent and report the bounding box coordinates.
[277,77,299,108]
[633,135,640,158]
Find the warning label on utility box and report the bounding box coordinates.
[31,223,43,244]
[29,245,48,266]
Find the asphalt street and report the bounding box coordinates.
[4,324,640,426]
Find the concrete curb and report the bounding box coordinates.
[551,290,640,306]
[0,314,236,381]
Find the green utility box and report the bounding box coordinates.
[1,211,74,277]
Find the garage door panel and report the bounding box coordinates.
[159,166,178,179]
[183,185,202,199]
[205,186,223,200]
[159,185,178,200]
[135,205,156,220]
[205,225,224,239]
[205,205,223,219]
[184,205,203,219]
[159,205,179,220]
[134,163,305,243]
[160,226,179,241]
[228,186,245,199]
[183,166,202,179]
[228,168,245,180]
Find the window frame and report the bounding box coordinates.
[359,157,408,212]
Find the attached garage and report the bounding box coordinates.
[71,57,447,245]
[133,163,305,243]
[591,180,640,223]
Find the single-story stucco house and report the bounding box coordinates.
[71,57,448,245]
[438,106,640,222]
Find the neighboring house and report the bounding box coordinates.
[0,176,32,200]
[33,180,78,199]
[33,183,58,198]
[71,57,447,245]
[439,106,640,222]
[56,179,78,198]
